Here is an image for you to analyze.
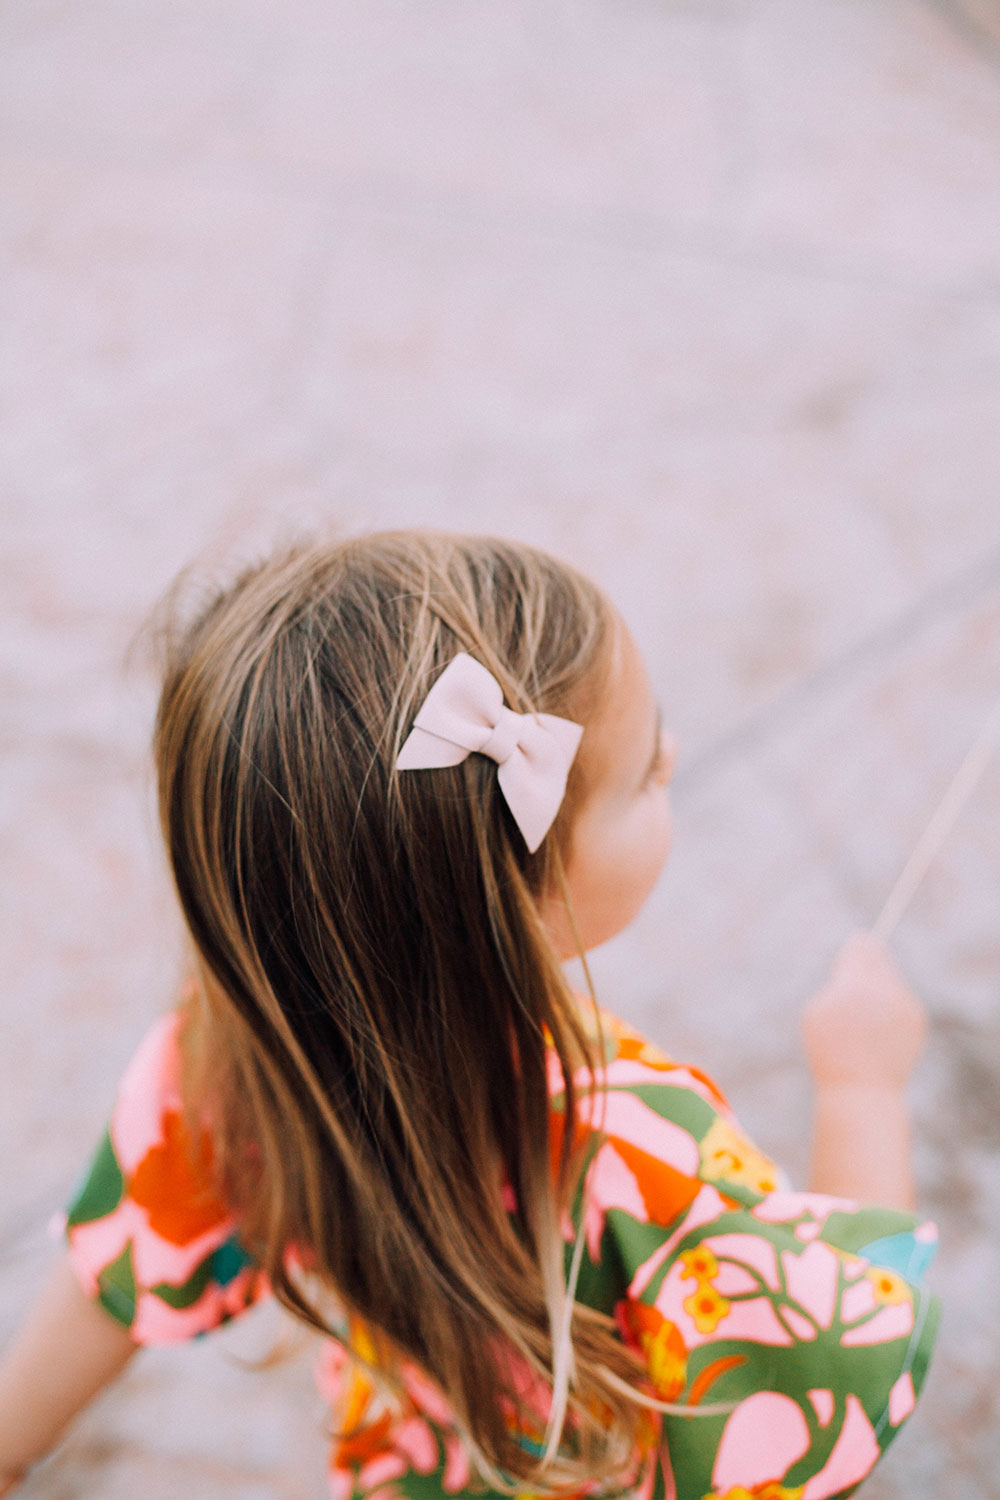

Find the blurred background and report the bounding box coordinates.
[3,0,1000,1495]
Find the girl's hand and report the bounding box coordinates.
[0,1474,24,1496]
[800,929,929,1092]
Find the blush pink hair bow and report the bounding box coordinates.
[395,652,584,852]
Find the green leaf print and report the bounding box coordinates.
[621,1083,718,1143]
[66,1129,125,1228]
[149,1252,218,1310]
[148,1238,256,1312]
[97,1241,137,1327]
[820,1206,924,1257]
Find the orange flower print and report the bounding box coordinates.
[618,1302,688,1401]
[333,1403,396,1468]
[603,1022,731,1110]
[646,1318,688,1400]
[684,1282,731,1335]
[612,1034,677,1072]
[680,1247,719,1283]
[127,1109,230,1245]
[867,1268,911,1306]
[333,1315,408,1467]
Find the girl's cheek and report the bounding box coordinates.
[614,794,671,886]
[639,790,673,875]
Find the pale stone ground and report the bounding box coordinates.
[2,0,1000,1494]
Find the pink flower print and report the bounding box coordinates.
[840,1267,914,1346]
[627,1184,730,1302]
[398,1361,458,1428]
[131,1289,226,1343]
[661,1270,792,1350]
[109,1012,185,1176]
[657,1231,801,1348]
[780,1307,816,1341]
[326,1465,354,1500]
[66,1201,137,1298]
[584,1141,648,1259]
[315,1339,352,1404]
[840,1276,877,1324]
[801,1394,879,1499]
[579,1090,701,1178]
[779,1242,839,1332]
[752,1193,857,1228]
[887,1371,916,1426]
[711,1391,811,1492]
[701,1234,781,1292]
[391,1417,439,1473]
[356,1454,408,1492]
[841,1302,914,1347]
[441,1432,472,1492]
[807,1389,835,1428]
[794,1221,822,1243]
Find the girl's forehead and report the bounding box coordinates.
[602,619,651,714]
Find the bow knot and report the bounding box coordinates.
[478,706,523,767]
[395,653,584,852]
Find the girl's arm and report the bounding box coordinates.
[0,1252,138,1492]
[801,930,929,1211]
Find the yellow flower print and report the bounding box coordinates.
[867,1267,911,1306]
[645,1318,688,1400]
[619,1301,688,1401]
[699,1118,781,1195]
[683,1282,731,1335]
[679,1247,719,1283]
[576,1004,679,1071]
[635,1407,659,1453]
[703,1486,803,1499]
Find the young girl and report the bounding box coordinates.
[0,530,938,1499]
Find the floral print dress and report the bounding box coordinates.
[59,1000,939,1500]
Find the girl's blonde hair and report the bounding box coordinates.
[149,529,660,1493]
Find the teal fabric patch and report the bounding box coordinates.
[857,1231,937,1283]
[212,1235,254,1286]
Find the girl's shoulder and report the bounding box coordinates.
[551,996,788,1207]
[581,999,733,1111]
[60,999,267,1343]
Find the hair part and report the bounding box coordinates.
[147,528,672,1493]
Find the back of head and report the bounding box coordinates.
[149,529,651,1492]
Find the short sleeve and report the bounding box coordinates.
[56,1010,270,1344]
[558,1019,941,1500]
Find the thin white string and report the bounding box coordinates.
[871,694,1000,941]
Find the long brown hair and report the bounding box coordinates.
[149,529,660,1493]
